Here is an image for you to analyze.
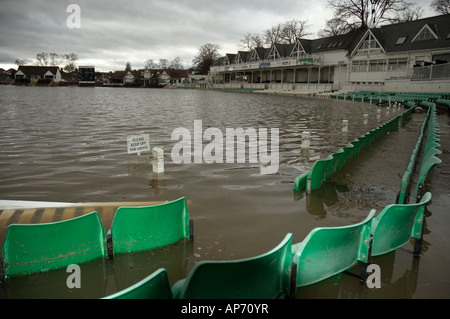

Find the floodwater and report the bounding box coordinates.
[0,85,449,299]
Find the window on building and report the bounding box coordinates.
[412,25,438,42]
[395,37,407,45]
[352,60,367,72]
[369,59,385,72]
[388,57,408,70]
[355,33,383,56]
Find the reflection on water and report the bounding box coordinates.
[0,86,449,299]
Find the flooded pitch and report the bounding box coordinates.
[0,86,449,298]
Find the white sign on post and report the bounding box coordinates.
[127,134,150,155]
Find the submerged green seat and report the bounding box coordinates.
[102,268,173,299]
[171,233,295,299]
[2,211,107,278]
[292,209,375,287]
[371,192,432,257]
[110,197,191,255]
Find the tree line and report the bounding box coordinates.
[15,52,79,73]
[240,0,449,47]
[144,57,184,70]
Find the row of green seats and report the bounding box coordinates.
[294,108,411,192]
[105,190,432,298]
[2,188,433,299]
[332,91,450,105]
[1,197,191,278]
[397,102,432,204]
[414,103,441,202]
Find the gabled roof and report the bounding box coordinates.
[379,14,450,53]
[348,28,386,56]
[110,70,128,79]
[212,14,450,68]
[270,43,296,59]
[308,29,367,55]
[235,51,252,63]
[17,66,60,76]
[211,56,226,66]
[225,53,237,64]
[250,47,270,61]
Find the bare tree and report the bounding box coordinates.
[170,57,184,70]
[263,24,284,46]
[390,6,424,24]
[36,52,49,66]
[63,53,79,73]
[125,61,132,71]
[239,32,264,50]
[318,18,357,38]
[326,0,414,33]
[159,59,169,69]
[145,59,158,69]
[431,0,450,14]
[281,19,311,44]
[49,53,60,66]
[15,58,25,66]
[192,43,220,75]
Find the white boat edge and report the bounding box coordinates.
[0,200,75,209]
[0,199,177,209]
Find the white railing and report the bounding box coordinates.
[412,63,450,80]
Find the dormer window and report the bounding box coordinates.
[396,37,407,45]
[412,25,438,42]
[355,33,383,56]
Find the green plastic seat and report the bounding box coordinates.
[102,268,173,299]
[292,209,376,287]
[371,192,432,257]
[294,170,309,192]
[110,197,190,255]
[172,233,295,299]
[2,211,107,278]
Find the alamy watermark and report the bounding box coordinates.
[171,120,279,175]
[66,264,81,288]
[366,264,381,289]
[66,4,81,29]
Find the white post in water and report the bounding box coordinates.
[152,147,164,173]
[388,96,392,107]
[342,119,348,133]
[377,109,381,121]
[301,131,311,150]
[364,114,368,125]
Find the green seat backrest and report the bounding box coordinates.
[2,211,107,278]
[102,268,173,299]
[111,197,190,255]
[292,209,375,287]
[172,233,294,299]
[371,192,431,257]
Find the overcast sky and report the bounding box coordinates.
[0,0,438,72]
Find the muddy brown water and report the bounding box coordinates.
[0,86,449,299]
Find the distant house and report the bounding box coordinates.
[107,69,150,86]
[107,68,192,87]
[15,66,62,84]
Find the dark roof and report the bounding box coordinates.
[252,47,270,60]
[216,14,450,64]
[17,66,60,76]
[225,53,237,64]
[211,56,226,66]
[307,29,367,55]
[235,51,252,63]
[378,14,450,53]
[110,70,128,79]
